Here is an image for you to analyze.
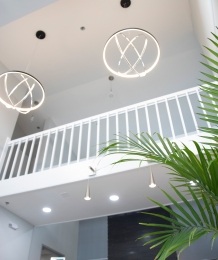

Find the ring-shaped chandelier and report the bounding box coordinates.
[103,28,160,78]
[0,71,45,114]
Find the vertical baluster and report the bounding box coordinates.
[196,88,211,128]
[155,101,163,136]
[86,119,91,160]
[175,95,187,136]
[68,124,74,164]
[125,109,130,138]
[33,135,43,173]
[59,127,66,166]
[96,117,100,156]
[9,140,21,178]
[41,132,51,171]
[115,112,119,137]
[165,98,176,139]
[135,107,140,134]
[106,114,109,146]
[50,129,58,168]
[115,112,119,151]
[145,105,151,135]
[24,137,36,175]
[185,92,199,133]
[17,139,28,177]
[77,122,83,162]
[1,143,14,180]
[0,138,10,179]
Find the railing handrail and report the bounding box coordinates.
[1,84,208,182]
[9,85,201,144]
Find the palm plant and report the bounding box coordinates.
[100,31,218,259]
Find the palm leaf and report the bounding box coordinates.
[198,32,218,143]
[139,185,218,259]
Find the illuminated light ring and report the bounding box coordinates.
[0,71,45,114]
[103,28,160,78]
[115,34,147,76]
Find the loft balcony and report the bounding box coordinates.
[0,85,210,197]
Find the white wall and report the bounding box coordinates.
[180,234,218,260]
[29,221,79,260]
[77,217,108,260]
[0,206,33,260]
[43,45,203,129]
[190,0,218,51]
[0,0,58,26]
[0,205,79,260]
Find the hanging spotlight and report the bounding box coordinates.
[108,75,114,98]
[89,166,96,176]
[0,30,46,114]
[149,167,156,188]
[84,180,91,201]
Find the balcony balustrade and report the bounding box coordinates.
[0,86,212,182]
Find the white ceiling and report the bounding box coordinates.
[1,0,205,136]
[0,0,217,226]
[0,164,180,226]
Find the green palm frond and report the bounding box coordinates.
[138,185,218,259]
[198,31,218,142]
[100,133,218,202]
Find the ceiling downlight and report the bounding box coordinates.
[109,195,119,201]
[42,207,52,213]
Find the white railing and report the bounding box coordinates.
[0,86,211,181]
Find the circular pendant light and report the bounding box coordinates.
[0,71,45,114]
[0,30,46,114]
[103,28,160,78]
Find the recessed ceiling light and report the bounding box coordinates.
[42,207,51,213]
[109,195,119,201]
[36,30,46,40]
[120,0,131,8]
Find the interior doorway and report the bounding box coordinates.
[40,245,65,260]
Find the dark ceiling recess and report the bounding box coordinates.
[120,0,131,8]
[36,30,46,40]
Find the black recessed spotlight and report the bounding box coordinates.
[36,30,46,40]
[120,0,131,8]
